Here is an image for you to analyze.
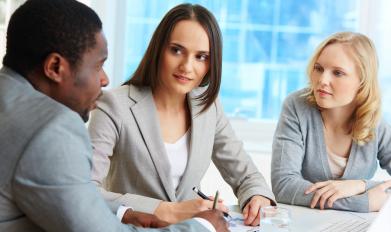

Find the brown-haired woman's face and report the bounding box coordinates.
[311,43,360,110]
[158,20,210,95]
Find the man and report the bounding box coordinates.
[0,0,228,231]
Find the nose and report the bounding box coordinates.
[318,71,331,86]
[100,69,109,87]
[179,56,192,74]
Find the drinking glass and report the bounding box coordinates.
[260,206,291,231]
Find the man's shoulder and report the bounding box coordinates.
[4,87,80,129]
[0,70,85,145]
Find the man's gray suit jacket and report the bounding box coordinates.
[0,67,209,232]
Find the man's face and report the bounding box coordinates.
[61,31,109,122]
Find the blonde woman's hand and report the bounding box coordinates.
[305,180,366,209]
[368,180,391,212]
[154,198,229,223]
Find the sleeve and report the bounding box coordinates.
[88,94,162,214]
[364,180,383,191]
[271,97,370,212]
[362,119,391,190]
[193,218,216,232]
[211,99,276,210]
[12,111,131,232]
[117,206,133,220]
[158,219,213,232]
[11,110,208,232]
[376,119,391,176]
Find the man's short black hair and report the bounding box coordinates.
[3,0,102,77]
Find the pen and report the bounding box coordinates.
[192,187,209,199]
[192,187,231,218]
[212,190,219,209]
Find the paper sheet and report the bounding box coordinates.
[227,211,290,232]
[227,211,259,232]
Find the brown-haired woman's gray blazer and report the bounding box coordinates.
[88,84,275,214]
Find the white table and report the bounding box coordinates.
[229,204,377,232]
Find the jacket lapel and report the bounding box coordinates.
[128,85,176,201]
[176,92,208,197]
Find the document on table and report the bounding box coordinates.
[227,211,259,232]
[227,212,288,232]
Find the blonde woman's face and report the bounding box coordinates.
[158,20,210,96]
[311,43,361,110]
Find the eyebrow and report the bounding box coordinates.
[170,42,210,54]
[333,66,348,72]
[315,62,348,72]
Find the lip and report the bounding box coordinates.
[90,92,102,110]
[317,89,332,96]
[173,74,192,83]
[90,102,97,111]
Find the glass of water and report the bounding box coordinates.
[260,206,291,231]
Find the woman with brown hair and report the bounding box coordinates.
[88,3,275,225]
[272,32,391,212]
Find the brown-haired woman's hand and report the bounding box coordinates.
[154,199,229,223]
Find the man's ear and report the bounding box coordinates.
[43,53,70,83]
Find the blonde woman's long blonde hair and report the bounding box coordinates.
[306,32,381,145]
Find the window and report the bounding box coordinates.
[0,0,25,60]
[87,0,391,152]
[119,0,360,120]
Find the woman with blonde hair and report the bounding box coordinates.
[272,32,391,212]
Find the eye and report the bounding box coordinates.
[98,61,107,70]
[313,64,323,73]
[196,53,209,62]
[333,69,345,77]
[170,46,182,55]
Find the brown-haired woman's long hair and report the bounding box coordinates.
[123,3,222,113]
[305,32,380,145]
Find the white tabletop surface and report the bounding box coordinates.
[229,203,377,232]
